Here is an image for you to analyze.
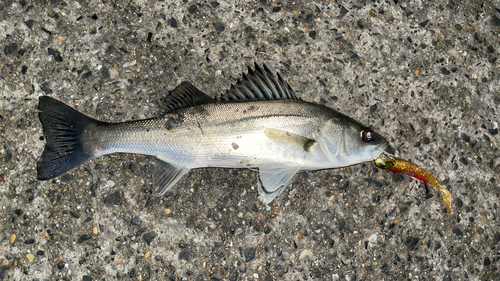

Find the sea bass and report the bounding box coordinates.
[37,64,393,203]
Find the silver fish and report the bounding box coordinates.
[37,64,393,203]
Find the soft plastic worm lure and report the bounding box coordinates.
[375,154,452,214]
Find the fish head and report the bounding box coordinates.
[314,117,393,166]
[342,120,394,163]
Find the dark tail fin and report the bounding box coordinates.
[37,96,98,180]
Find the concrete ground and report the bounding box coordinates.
[1,0,499,280]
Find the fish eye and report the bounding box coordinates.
[361,129,374,142]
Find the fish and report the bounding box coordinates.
[37,63,393,204]
[375,154,452,213]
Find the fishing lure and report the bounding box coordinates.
[375,154,452,213]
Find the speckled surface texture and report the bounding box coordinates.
[1,0,499,280]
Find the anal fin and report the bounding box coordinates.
[258,164,301,204]
[152,158,190,196]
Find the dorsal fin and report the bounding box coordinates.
[161,82,215,113]
[219,63,299,101]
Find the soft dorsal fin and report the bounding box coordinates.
[161,82,215,113]
[219,63,299,101]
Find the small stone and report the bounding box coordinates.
[4,43,18,56]
[26,254,34,262]
[489,128,498,135]
[440,68,450,75]
[40,82,53,95]
[93,227,98,235]
[136,227,147,237]
[101,66,110,79]
[104,191,121,206]
[179,250,190,261]
[14,209,23,216]
[56,261,66,270]
[214,22,225,32]
[244,247,256,262]
[459,157,468,165]
[299,249,309,260]
[24,239,35,244]
[82,71,92,79]
[164,208,171,215]
[10,234,15,244]
[77,234,91,244]
[276,247,283,256]
[170,18,177,28]
[143,232,156,245]
[405,237,419,250]
[25,20,34,29]
[48,47,63,62]
[493,232,500,244]
[491,15,500,26]
[69,211,80,218]
[264,226,271,234]
[188,5,198,13]
[83,276,93,281]
[144,251,151,259]
[452,227,463,237]
[214,213,221,221]
[131,216,141,225]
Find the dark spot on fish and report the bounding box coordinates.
[302,139,316,152]
[164,117,179,130]
[243,105,257,114]
[232,143,239,150]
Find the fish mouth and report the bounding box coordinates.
[367,144,395,162]
[384,144,395,156]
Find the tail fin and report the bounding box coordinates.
[37,96,98,180]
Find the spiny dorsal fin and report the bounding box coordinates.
[161,82,215,113]
[219,63,299,101]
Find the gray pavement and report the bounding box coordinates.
[0,0,499,280]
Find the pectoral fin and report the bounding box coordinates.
[257,164,301,204]
[152,158,190,196]
[264,128,316,152]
